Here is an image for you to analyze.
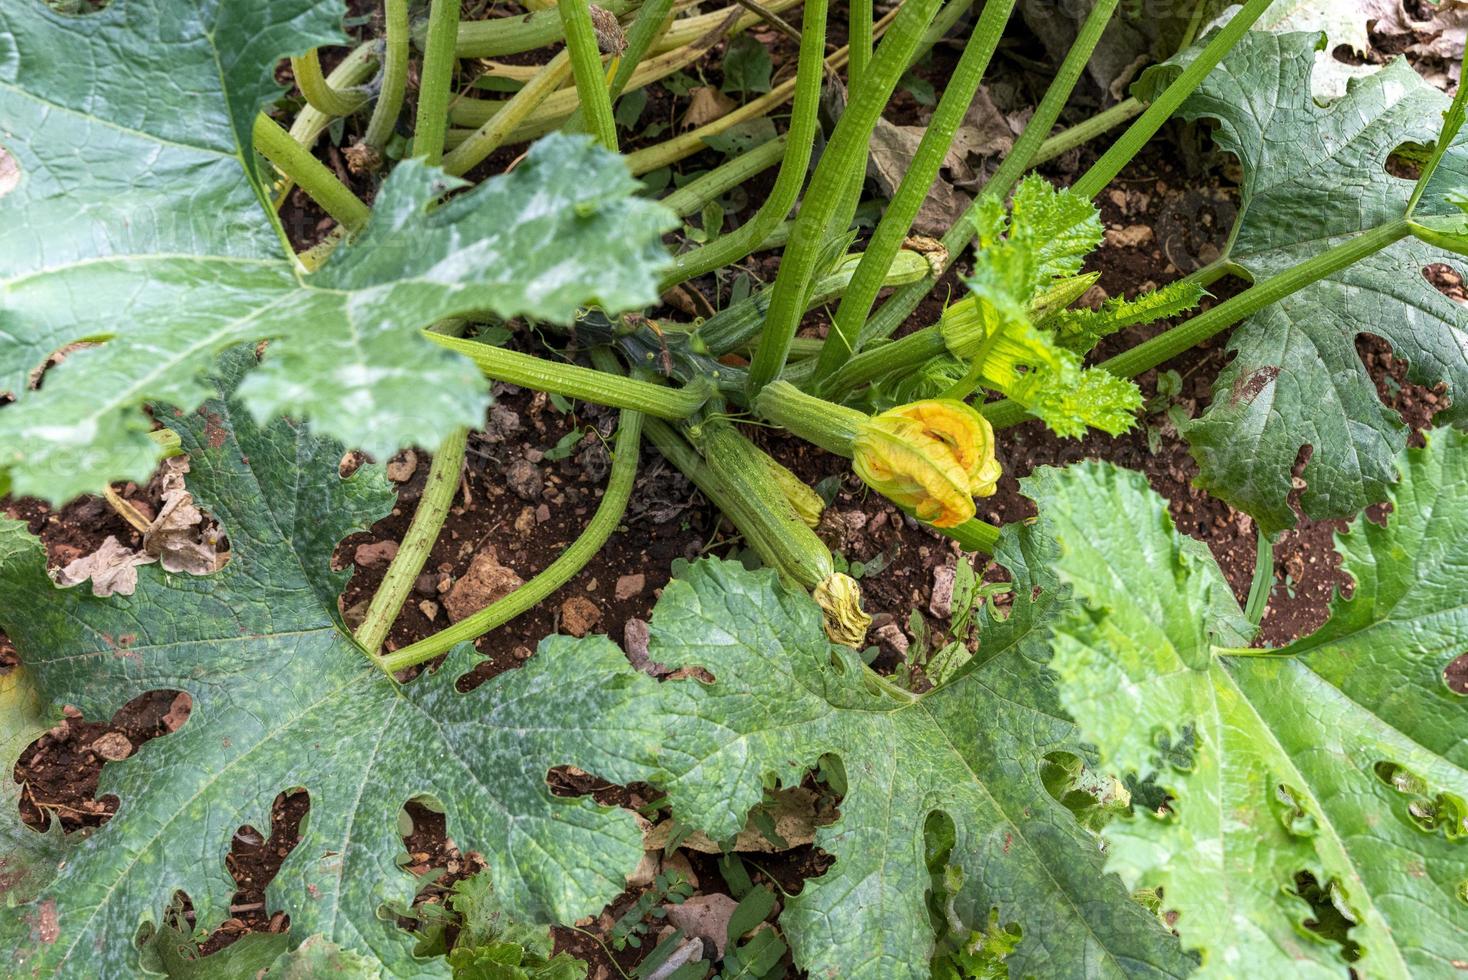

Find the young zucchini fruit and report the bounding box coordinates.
[685,419,871,647]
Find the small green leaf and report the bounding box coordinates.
[721,35,773,96]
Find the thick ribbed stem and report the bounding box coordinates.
[253,114,370,231]
[745,0,945,395]
[364,0,411,150]
[414,0,461,164]
[427,333,712,418]
[659,0,830,287]
[815,0,1017,382]
[442,50,573,175]
[660,136,786,216]
[291,48,368,117]
[858,0,1119,349]
[356,427,467,655]
[377,410,642,671]
[560,0,619,148]
[1073,0,1272,199]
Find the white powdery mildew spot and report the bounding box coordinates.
[0,145,19,199]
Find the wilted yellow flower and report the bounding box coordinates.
[851,399,1001,527]
[814,572,871,648]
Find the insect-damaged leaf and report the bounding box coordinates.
[0,351,664,977]
[0,0,674,505]
[624,558,1194,978]
[1140,31,1468,534]
[1036,428,1468,977]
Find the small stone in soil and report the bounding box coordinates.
[930,564,956,620]
[386,449,418,483]
[418,600,439,621]
[875,622,910,657]
[615,573,646,601]
[560,596,601,637]
[90,732,134,761]
[505,458,543,501]
[353,540,399,567]
[444,551,525,622]
[664,893,740,960]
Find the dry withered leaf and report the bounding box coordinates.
[682,85,737,129]
[53,536,156,597]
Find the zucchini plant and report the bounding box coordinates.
[1,0,1465,975]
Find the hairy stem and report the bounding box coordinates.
[566,0,677,132]
[1072,0,1271,200]
[253,114,370,231]
[442,50,574,175]
[452,0,638,57]
[414,0,462,164]
[659,0,830,287]
[291,48,369,118]
[356,427,467,656]
[427,333,713,417]
[364,0,411,151]
[560,0,619,148]
[378,409,643,671]
[746,0,945,394]
[660,135,786,216]
[982,220,1416,428]
[815,0,1017,382]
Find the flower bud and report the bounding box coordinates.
[851,399,1001,528]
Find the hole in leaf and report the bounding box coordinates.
[159,790,307,962]
[1292,871,1361,963]
[12,689,189,832]
[1387,142,1430,180]
[1458,880,1468,906]
[1375,760,1468,839]
[1424,264,1468,305]
[1040,751,1131,832]
[1445,654,1468,696]
[0,145,18,200]
[43,0,111,12]
[1273,783,1318,838]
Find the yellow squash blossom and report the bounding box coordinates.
[851,399,1001,527]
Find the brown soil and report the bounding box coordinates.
[2,4,1459,975]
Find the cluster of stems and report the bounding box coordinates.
[250,0,1436,675]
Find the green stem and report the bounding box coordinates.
[378,410,642,672]
[1213,646,1288,658]
[815,0,1017,382]
[291,48,369,117]
[857,0,1120,350]
[364,0,411,151]
[659,0,830,287]
[288,41,379,148]
[253,114,371,231]
[560,0,620,149]
[414,0,462,164]
[427,332,712,417]
[567,0,677,132]
[1026,97,1140,168]
[982,219,1415,429]
[745,0,945,395]
[452,0,638,57]
[848,0,873,88]
[356,427,467,656]
[442,50,573,176]
[1072,0,1271,200]
[660,135,786,216]
[753,380,869,455]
